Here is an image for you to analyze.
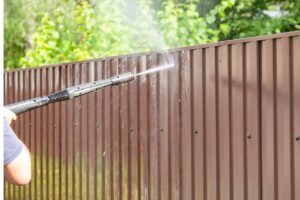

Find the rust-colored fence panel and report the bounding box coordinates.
[4,31,300,200]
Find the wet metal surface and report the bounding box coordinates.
[4,31,300,200]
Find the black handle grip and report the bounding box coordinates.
[48,89,70,103]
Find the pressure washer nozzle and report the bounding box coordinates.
[111,72,136,85]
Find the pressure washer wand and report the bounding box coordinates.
[5,72,135,115]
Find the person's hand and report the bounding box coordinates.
[3,107,17,124]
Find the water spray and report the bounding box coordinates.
[136,63,174,76]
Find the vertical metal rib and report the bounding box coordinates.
[202,48,208,200]
[228,45,233,200]
[273,39,278,200]
[190,50,195,200]
[242,43,248,200]
[289,37,295,200]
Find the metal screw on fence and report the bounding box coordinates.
[296,136,300,141]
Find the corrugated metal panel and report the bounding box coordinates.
[4,31,300,200]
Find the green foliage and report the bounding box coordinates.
[158,0,219,47]
[19,1,97,67]
[206,0,300,40]
[4,0,76,69]
[4,0,30,69]
[18,0,220,68]
[4,0,300,69]
[19,0,164,67]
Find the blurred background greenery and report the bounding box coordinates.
[4,0,300,69]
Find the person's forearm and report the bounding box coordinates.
[4,142,31,185]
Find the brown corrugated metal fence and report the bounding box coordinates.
[4,31,300,200]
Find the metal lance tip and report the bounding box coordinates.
[111,72,136,85]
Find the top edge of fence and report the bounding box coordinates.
[5,30,300,73]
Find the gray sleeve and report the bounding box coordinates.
[3,119,23,165]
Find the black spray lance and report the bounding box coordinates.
[6,72,135,115]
